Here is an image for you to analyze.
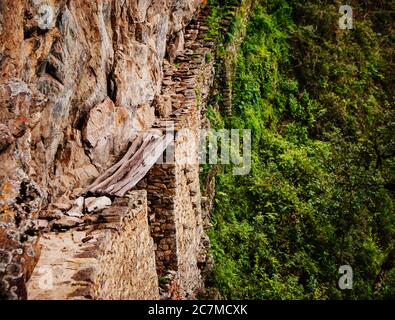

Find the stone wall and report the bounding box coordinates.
[146,11,217,299]
[93,192,159,300]
[148,164,178,275]
[146,115,205,299]
[27,191,159,300]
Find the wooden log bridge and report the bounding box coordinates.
[84,130,174,197]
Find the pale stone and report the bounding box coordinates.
[66,197,84,218]
[65,210,84,218]
[74,197,84,209]
[85,196,112,213]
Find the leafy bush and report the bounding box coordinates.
[207,0,395,300]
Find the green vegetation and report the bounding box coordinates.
[205,0,241,42]
[206,0,395,299]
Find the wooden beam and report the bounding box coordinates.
[84,130,173,197]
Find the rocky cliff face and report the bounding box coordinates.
[0,0,209,300]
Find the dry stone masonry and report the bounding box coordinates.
[27,191,159,300]
[147,14,218,296]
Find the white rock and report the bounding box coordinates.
[66,210,84,218]
[74,197,85,210]
[66,197,85,218]
[85,196,112,213]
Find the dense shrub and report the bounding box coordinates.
[207,0,395,299]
